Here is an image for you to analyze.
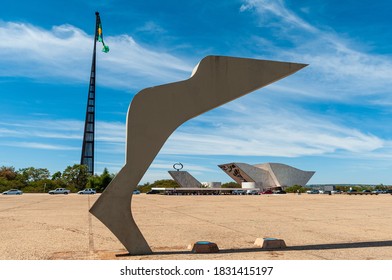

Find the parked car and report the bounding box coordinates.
[48,188,70,195]
[78,188,96,194]
[132,190,141,195]
[362,190,371,193]
[274,190,287,194]
[307,190,320,194]
[372,190,383,194]
[260,190,273,194]
[331,190,341,194]
[146,190,160,194]
[232,190,246,195]
[384,190,392,194]
[246,190,259,195]
[2,189,23,195]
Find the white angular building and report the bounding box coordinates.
[218,162,315,190]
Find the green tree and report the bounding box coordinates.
[99,168,113,192]
[221,182,241,188]
[375,184,386,190]
[86,168,114,193]
[137,182,152,193]
[18,167,50,183]
[51,171,62,180]
[0,166,22,192]
[0,177,22,192]
[285,185,308,193]
[335,185,350,192]
[86,175,100,190]
[62,164,90,191]
[0,166,18,180]
[137,179,179,193]
[23,179,58,193]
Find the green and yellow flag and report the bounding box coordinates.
[97,15,109,53]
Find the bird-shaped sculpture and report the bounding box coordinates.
[90,55,307,255]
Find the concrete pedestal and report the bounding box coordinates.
[191,241,219,253]
[254,238,287,249]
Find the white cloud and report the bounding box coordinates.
[2,141,78,151]
[0,21,193,90]
[160,96,385,157]
[0,119,125,151]
[95,121,125,143]
[240,0,318,32]
[2,93,385,160]
[0,119,83,139]
[136,21,166,34]
[240,0,392,102]
[294,35,392,95]
[150,161,211,172]
[2,4,392,175]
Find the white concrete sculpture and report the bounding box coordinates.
[90,56,307,255]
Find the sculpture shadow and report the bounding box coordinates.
[115,240,392,257]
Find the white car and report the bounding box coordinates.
[232,190,246,195]
[2,189,23,195]
[78,188,96,194]
[246,190,259,195]
[48,188,70,195]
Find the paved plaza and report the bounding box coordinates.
[0,193,391,260]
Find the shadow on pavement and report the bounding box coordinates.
[115,240,392,257]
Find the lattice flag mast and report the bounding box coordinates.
[81,12,109,175]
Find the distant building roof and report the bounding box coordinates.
[218,162,315,189]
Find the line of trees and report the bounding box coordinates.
[137,179,179,193]
[284,184,391,193]
[3,165,389,195]
[0,165,114,193]
[136,180,244,193]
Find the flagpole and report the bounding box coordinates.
[80,12,99,175]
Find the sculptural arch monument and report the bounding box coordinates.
[89,55,307,255]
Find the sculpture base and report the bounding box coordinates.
[254,238,287,249]
[191,241,219,253]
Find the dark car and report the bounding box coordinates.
[260,190,273,194]
[384,190,392,194]
[307,190,320,194]
[246,190,259,195]
[274,190,286,194]
[146,190,160,194]
[232,190,246,195]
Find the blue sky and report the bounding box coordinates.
[1,0,392,185]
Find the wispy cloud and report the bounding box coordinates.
[0,119,83,140]
[1,91,387,162]
[240,0,318,32]
[160,95,385,157]
[0,118,125,153]
[150,160,211,172]
[0,20,193,90]
[2,141,78,151]
[2,3,392,180]
[240,0,392,102]
[136,21,166,34]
